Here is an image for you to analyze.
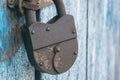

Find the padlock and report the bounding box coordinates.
[21,0,78,75]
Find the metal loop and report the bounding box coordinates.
[53,0,66,17]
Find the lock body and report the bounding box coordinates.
[21,15,78,74]
[21,0,78,75]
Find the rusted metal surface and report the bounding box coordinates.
[53,39,78,73]
[21,0,78,75]
[34,45,58,74]
[29,15,76,50]
[33,39,78,74]
[7,0,53,14]
[22,15,78,74]
[22,0,53,10]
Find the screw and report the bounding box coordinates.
[31,30,35,34]
[39,62,44,66]
[37,1,40,5]
[46,27,50,31]
[72,30,76,34]
[74,51,78,55]
[55,47,61,52]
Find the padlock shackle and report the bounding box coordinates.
[53,0,66,17]
[24,0,66,26]
[24,0,36,26]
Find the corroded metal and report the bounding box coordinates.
[22,0,53,10]
[21,15,78,74]
[53,39,78,73]
[21,0,78,75]
[8,0,52,9]
[34,45,57,74]
[29,15,76,50]
[7,0,53,14]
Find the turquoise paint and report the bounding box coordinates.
[105,0,118,45]
[0,44,34,80]
[0,2,11,57]
[106,0,117,28]
[0,1,34,80]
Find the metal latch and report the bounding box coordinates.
[7,0,53,14]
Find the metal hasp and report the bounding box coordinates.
[7,0,52,14]
[20,0,78,75]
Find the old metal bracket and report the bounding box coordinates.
[7,0,53,14]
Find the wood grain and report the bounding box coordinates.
[0,1,34,80]
[0,0,23,61]
[87,0,120,80]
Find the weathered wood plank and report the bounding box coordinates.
[0,45,35,80]
[0,0,23,61]
[87,0,120,80]
[0,1,34,80]
[115,25,120,80]
[115,1,120,79]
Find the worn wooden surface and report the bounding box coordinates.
[0,0,120,80]
[0,1,34,80]
[87,0,120,80]
[0,0,23,61]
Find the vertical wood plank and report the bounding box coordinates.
[87,0,120,80]
[115,1,120,79]
[0,1,35,80]
[115,25,120,80]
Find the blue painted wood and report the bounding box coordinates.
[0,1,11,60]
[0,1,34,80]
[87,0,120,80]
[115,30,120,80]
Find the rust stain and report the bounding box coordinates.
[40,0,53,3]
[0,4,23,61]
[38,0,53,9]
[34,51,52,70]
[48,47,54,53]
[54,57,61,68]
[41,55,52,70]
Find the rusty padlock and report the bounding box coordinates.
[21,0,78,75]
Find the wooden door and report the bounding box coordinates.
[0,0,119,80]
